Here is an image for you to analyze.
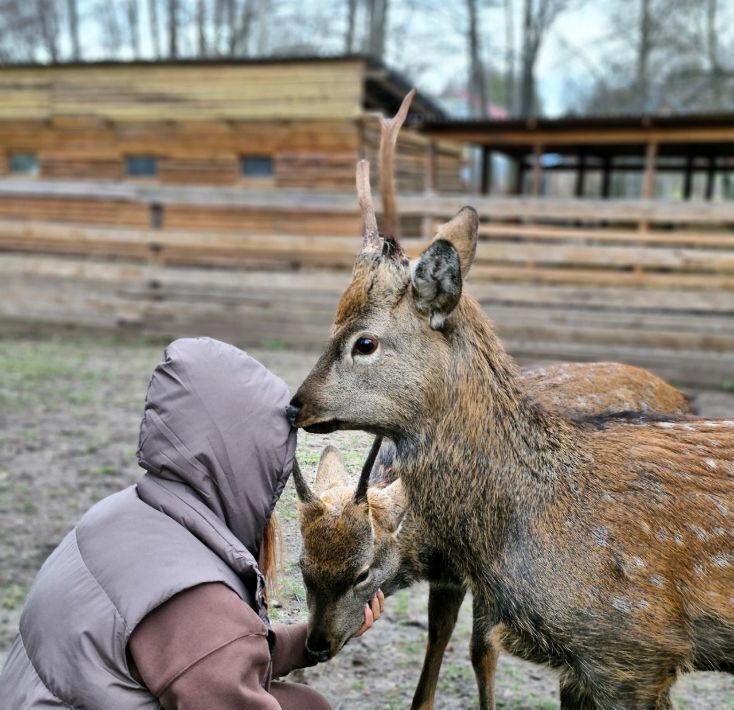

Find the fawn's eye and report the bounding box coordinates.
[354,569,370,587]
[353,337,378,357]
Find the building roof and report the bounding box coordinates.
[0,54,446,120]
[420,112,734,157]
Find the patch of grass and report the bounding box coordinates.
[391,589,410,621]
[297,448,322,470]
[96,464,117,476]
[0,583,28,611]
[280,577,306,605]
[262,338,286,351]
[722,380,733,392]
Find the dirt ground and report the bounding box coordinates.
[2,331,734,709]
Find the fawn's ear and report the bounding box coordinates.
[314,445,349,494]
[370,479,408,535]
[411,207,478,330]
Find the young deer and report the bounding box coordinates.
[293,363,693,710]
[289,92,734,708]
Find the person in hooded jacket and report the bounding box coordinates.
[0,337,384,709]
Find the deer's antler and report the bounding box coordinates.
[353,435,384,504]
[357,89,417,256]
[357,159,381,252]
[291,459,316,504]
[379,88,416,238]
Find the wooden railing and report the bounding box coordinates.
[1,180,733,387]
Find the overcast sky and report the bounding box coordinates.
[66,0,731,117]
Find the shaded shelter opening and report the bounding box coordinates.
[421,113,734,201]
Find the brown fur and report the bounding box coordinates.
[259,513,281,599]
[291,215,734,709]
[295,363,694,709]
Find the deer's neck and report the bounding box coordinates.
[394,297,584,554]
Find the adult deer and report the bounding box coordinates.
[293,363,693,710]
[289,92,734,707]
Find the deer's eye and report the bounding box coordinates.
[354,569,370,587]
[353,337,378,357]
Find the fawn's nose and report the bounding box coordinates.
[305,633,332,663]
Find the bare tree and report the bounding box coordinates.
[345,0,357,52]
[705,0,724,109]
[226,0,237,54]
[504,0,515,113]
[0,0,43,61]
[66,0,81,60]
[367,0,388,59]
[636,0,652,111]
[96,1,125,58]
[519,0,573,116]
[466,0,488,117]
[167,0,178,58]
[255,0,270,54]
[148,0,161,57]
[36,0,60,62]
[195,0,207,55]
[233,0,256,56]
[125,0,141,58]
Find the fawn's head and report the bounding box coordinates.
[292,441,407,661]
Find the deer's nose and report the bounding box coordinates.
[286,403,300,427]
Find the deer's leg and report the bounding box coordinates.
[470,595,498,710]
[410,583,465,710]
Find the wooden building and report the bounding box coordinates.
[422,114,734,200]
[0,56,462,195]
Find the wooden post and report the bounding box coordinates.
[424,140,437,193]
[642,141,658,199]
[575,151,587,198]
[683,153,694,200]
[705,155,717,201]
[480,145,492,195]
[601,155,612,198]
[422,141,438,239]
[531,143,543,197]
[514,155,525,195]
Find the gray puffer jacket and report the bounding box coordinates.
[0,337,297,709]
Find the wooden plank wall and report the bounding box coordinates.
[0,118,363,190]
[0,61,366,121]
[1,191,732,386]
[0,182,362,235]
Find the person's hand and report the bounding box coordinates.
[353,589,385,637]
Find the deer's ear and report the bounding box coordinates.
[411,207,478,330]
[370,479,408,535]
[411,238,463,330]
[314,445,349,494]
[433,206,479,278]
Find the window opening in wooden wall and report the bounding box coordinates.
[240,155,273,178]
[126,155,158,178]
[9,153,39,175]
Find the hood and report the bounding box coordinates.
[137,337,297,559]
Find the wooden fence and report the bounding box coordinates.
[1,182,733,387]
